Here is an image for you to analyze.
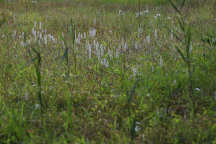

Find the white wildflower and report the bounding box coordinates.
[154,13,160,19]
[108,49,113,58]
[32,0,37,4]
[34,21,37,27]
[21,32,24,38]
[1,34,5,38]
[100,45,105,58]
[43,28,47,34]
[61,40,65,49]
[118,10,123,16]
[44,34,48,45]
[12,30,16,38]
[132,67,137,75]
[39,32,42,40]
[20,41,26,47]
[123,41,128,51]
[144,9,149,14]
[214,92,216,101]
[35,104,40,110]
[135,121,141,132]
[135,9,149,18]
[27,39,31,45]
[24,92,29,101]
[39,22,42,30]
[146,35,151,44]
[115,49,119,58]
[89,28,96,37]
[189,44,193,53]
[134,42,139,49]
[160,56,163,67]
[86,41,92,59]
[170,29,174,40]
[138,27,143,37]
[83,32,86,39]
[32,28,37,39]
[75,32,81,44]
[93,18,97,25]
[151,65,154,72]
[154,29,158,39]
[101,58,109,67]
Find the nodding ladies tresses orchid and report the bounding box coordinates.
[146,35,151,44]
[86,41,92,59]
[1,34,5,39]
[154,29,158,39]
[195,88,200,91]
[94,40,100,58]
[32,27,37,41]
[12,30,16,39]
[20,41,26,47]
[135,121,141,132]
[19,21,58,46]
[101,58,109,67]
[120,39,128,52]
[170,29,174,40]
[83,32,86,39]
[108,49,113,58]
[115,48,120,58]
[39,22,42,30]
[132,67,137,76]
[48,34,57,43]
[134,42,139,49]
[98,44,105,60]
[154,13,161,19]
[94,41,105,60]
[138,26,143,38]
[75,32,82,44]
[159,55,163,67]
[123,41,128,51]
[118,10,124,16]
[32,0,38,4]
[93,18,97,25]
[89,28,96,37]
[61,40,65,49]
[135,9,149,18]
[44,34,48,45]
[214,92,216,101]
[93,40,99,50]
[151,65,154,72]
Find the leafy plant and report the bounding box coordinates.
[32,47,44,112]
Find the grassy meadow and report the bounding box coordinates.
[0,0,216,143]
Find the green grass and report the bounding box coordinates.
[0,0,216,143]
[99,0,169,5]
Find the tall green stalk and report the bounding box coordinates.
[32,47,44,112]
[62,18,76,77]
[127,76,140,144]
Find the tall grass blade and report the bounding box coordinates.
[181,0,186,9]
[178,17,185,32]
[169,0,182,15]
[186,27,191,59]
[175,46,186,62]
